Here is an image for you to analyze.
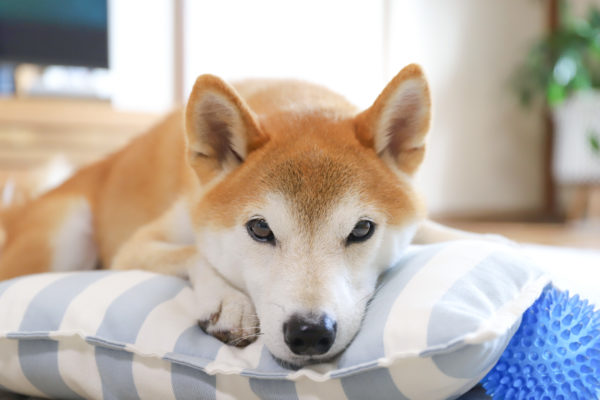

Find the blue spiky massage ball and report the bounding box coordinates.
[482,286,600,399]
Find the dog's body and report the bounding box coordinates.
[0,65,483,366]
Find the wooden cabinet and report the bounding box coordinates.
[0,97,160,171]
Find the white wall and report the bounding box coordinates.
[108,0,175,112]
[182,0,385,109]
[387,0,547,216]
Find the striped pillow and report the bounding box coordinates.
[0,240,549,400]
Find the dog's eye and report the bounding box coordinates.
[347,220,375,245]
[246,218,275,244]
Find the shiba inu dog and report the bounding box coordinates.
[0,64,482,367]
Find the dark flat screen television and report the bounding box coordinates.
[0,0,108,68]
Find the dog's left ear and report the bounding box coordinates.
[355,64,431,175]
[185,74,267,170]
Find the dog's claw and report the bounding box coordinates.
[209,311,220,325]
[195,289,260,347]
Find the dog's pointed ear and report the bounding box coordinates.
[185,74,267,168]
[355,64,431,175]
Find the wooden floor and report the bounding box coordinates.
[1,97,598,250]
[439,220,599,250]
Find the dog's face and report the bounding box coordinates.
[185,65,430,366]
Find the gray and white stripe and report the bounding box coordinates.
[0,241,549,400]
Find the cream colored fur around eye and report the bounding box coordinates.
[195,190,419,364]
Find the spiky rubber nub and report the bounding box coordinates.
[481,286,600,399]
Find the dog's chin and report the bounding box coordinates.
[270,352,340,370]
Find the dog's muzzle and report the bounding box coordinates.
[283,313,337,356]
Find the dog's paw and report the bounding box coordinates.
[196,286,260,347]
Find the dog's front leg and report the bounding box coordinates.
[188,262,260,347]
[111,199,201,276]
[111,233,196,277]
[114,235,260,347]
[111,201,259,347]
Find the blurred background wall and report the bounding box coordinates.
[2,0,600,230]
[108,0,550,217]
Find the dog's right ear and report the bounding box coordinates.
[185,75,267,170]
[355,64,431,175]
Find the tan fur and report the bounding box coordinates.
[2,65,495,362]
[355,64,431,175]
[194,114,422,230]
[0,112,195,279]
[0,64,430,282]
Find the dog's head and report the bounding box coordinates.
[184,65,431,366]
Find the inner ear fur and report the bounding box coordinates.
[185,74,267,167]
[355,64,431,175]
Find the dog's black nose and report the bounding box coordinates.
[283,313,337,355]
